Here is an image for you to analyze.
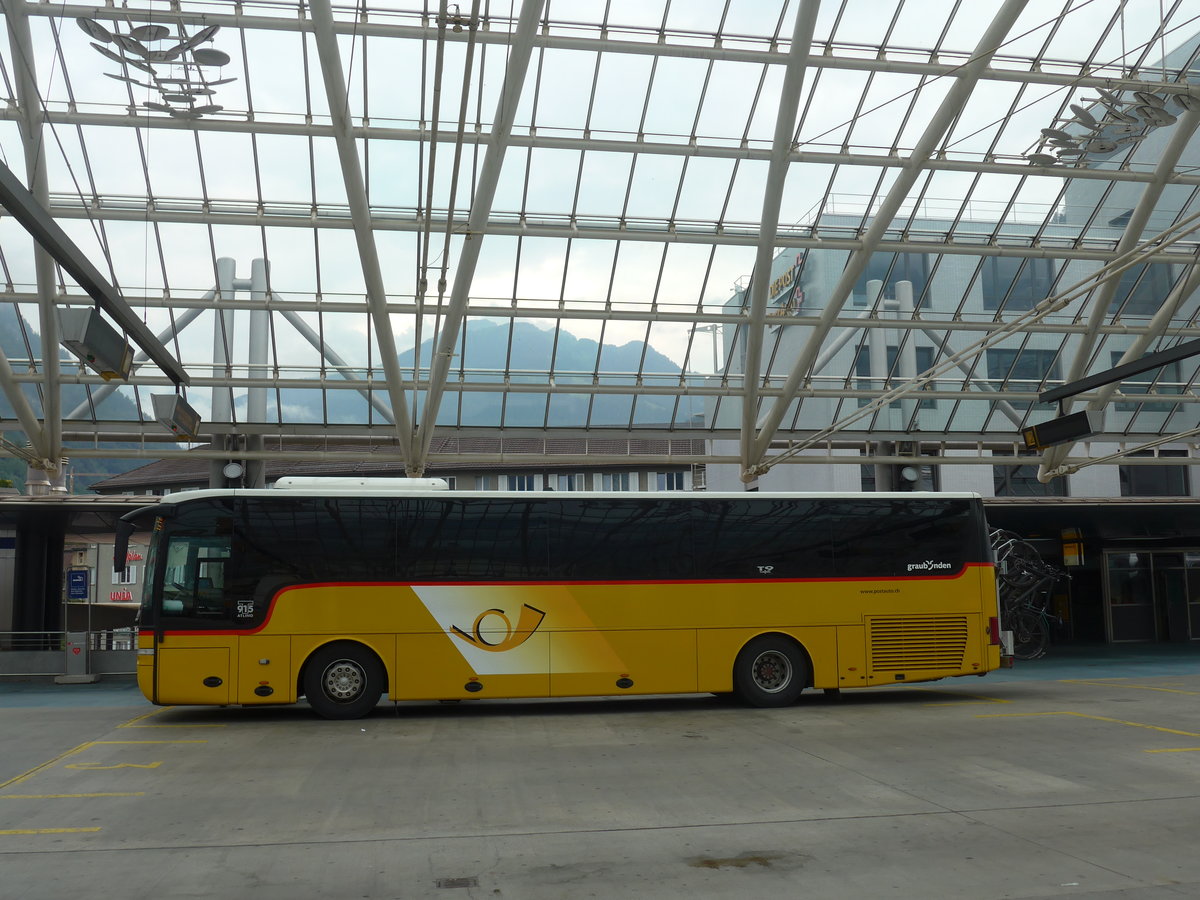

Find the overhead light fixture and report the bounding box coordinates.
[58,307,133,381]
[1021,410,1103,450]
[151,394,202,440]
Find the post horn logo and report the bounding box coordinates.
[451,604,546,652]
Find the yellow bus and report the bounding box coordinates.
[116,478,1004,719]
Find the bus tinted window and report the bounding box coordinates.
[693,498,840,579]
[236,497,549,584]
[397,498,549,581]
[235,497,399,584]
[549,499,694,581]
[832,498,977,578]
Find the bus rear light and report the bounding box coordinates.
[988,616,1001,645]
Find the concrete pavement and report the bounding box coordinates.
[3,647,1200,899]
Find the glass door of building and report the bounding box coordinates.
[1104,551,1198,642]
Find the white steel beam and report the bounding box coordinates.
[50,443,1196,470]
[740,1,821,476]
[40,199,1200,265]
[30,3,1198,97]
[1039,106,1200,479]
[10,108,1200,191]
[21,367,1199,408]
[745,0,1030,478]
[30,292,1200,338]
[0,347,49,460]
[413,0,546,473]
[308,0,417,470]
[2,0,58,467]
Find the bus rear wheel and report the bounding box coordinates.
[733,636,808,708]
[303,643,384,720]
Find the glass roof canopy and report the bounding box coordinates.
[3,0,1200,483]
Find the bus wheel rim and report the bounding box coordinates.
[323,660,365,701]
[751,650,791,693]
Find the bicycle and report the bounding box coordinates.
[989,528,1067,661]
[990,528,1055,590]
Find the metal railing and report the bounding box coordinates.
[0,630,137,677]
[0,631,64,652]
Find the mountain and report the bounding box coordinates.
[395,320,699,427]
[267,320,704,427]
[0,309,702,492]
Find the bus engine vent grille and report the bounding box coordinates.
[868,615,968,672]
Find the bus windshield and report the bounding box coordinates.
[160,533,232,618]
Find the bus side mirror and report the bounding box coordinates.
[114,518,135,574]
[114,504,170,573]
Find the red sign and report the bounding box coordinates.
[110,590,133,602]
[126,552,143,562]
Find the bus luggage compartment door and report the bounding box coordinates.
[394,632,551,700]
[550,629,697,697]
[155,644,231,705]
[237,636,292,704]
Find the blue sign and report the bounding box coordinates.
[67,569,89,601]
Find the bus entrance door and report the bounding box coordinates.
[154,638,232,706]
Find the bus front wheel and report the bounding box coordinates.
[733,636,808,708]
[303,643,385,720]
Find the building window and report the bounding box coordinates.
[1120,450,1189,497]
[601,472,631,491]
[986,348,1060,410]
[656,471,685,491]
[1111,352,1182,412]
[556,473,588,491]
[505,474,537,491]
[994,464,1067,497]
[852,252,930,307]
[475,474,497,490]
[1109,265,1176,317]
[981,257,1057,311]
[855,345,937,408]
[111,566,137,585]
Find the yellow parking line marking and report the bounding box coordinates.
[1063,680,1200,696]
[1146,747,1200,754]
[0,742,93,791]
[0,713,209,792]
[980,710,1200,738]
[118,709,169,727]
[86,744,206,748]
[918,690,1011,706]
[66,761,162,771]
[0,827,101,836]
[0,792,145,799]
[118,709,224,729]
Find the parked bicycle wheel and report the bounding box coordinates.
[1010,607,1049,660]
